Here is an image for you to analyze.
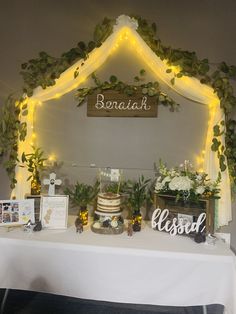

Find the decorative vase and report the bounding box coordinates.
[131,211,142,232]
[79,206,88,225]
[31,176,41,195]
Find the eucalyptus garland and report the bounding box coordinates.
[0,96,27,188]
[1,15,236,188]
[20,17,115,97]
[75,70,179,111]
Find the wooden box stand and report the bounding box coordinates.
[153,193,215,234]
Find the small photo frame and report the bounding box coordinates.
[177,213,193,226]
[25,194,41,223]
[40,195,68,229]
[0,199,35,226]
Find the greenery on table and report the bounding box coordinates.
[0,15,236,188]
[126,175,151,214]
[64,181,99,208]
[20,146,47,182]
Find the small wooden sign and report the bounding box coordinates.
[87,90,158,117]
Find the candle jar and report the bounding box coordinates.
[79,206,88,225]
[31,176,41,195]
[131,211,142,232]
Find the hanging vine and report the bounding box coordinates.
[0,96,27,188]
[0,15,236,187]
[75,70,179,111]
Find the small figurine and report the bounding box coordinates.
[75,217,83,233]
[206,233,217,245]
[33,221,42,232]
[127,222,133,236]
[194,232,206,243]
[132,221,141,232]
[23,219,33,233]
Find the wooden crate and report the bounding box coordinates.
[153,193,215,234]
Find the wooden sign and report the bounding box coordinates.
[151,208,206,236]
[87,90,158,117]
[154,194,215,234]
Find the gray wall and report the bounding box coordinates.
[0,0,236,249]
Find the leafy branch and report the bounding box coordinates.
[75,70,179,111]
[0,96,28,188]
[132,15,236,184]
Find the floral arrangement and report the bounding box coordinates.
[155,160,221,202]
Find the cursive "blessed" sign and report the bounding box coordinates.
[87,90,157,117]
[151,208,206,236]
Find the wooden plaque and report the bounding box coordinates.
[87,90,158,117]
[154,193,215,234]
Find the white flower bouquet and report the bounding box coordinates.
[155,160,220,202]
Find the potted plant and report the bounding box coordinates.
[126,175,150,231]
[65,181,98,225]
[21,146,47,195]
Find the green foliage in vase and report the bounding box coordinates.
[21,146,47,182]
[126,175,151,214]
[64,181,99,208]
[75,70,179,111]
[0,96,28,188]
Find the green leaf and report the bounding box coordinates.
[213,125,220,136]
[211,138,221,151]
[21,103,27,110]
[109,75,117,83]
[21,110,28,116]
[142,88,148,94]
[140,69,146,76]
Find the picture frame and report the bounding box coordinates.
[40,195,69,229]
[25,194,41,223]
[0,199,35,226]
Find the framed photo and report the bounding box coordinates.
[25,194,41,223]
[177,213,194,226]
[0,199,35,226]
[40,195,68,229]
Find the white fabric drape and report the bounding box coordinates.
[11,15,232,227]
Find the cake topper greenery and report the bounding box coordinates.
[0,15,236,189]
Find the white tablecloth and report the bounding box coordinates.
[0,219,235,313]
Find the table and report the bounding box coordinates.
[0,218,235,314]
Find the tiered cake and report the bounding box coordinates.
[91,192,124,234]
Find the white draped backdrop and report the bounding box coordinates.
[11,15,232,227]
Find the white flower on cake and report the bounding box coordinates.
[111,220,118,228]
[93,222,101,229]
[169,176,193,191]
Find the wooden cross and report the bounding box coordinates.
[43,173,62,196]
